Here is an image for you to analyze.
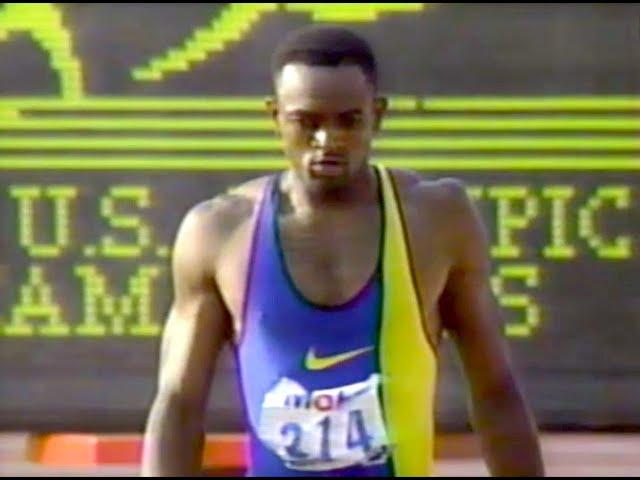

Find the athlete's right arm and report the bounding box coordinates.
[141,201,232,476]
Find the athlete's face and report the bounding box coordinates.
[267,63,387,192]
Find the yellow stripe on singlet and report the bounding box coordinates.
[376,164,438,476]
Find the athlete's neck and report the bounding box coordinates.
[281,166,377,215]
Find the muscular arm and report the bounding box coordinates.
[436,180,544,476]
[141,202,232,476]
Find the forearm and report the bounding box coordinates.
[472,385,544,476]
[141,392,204,477]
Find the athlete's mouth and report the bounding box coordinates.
[310,153,346,166]
[309,155,347,177]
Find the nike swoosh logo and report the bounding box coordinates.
[305,346,374,371]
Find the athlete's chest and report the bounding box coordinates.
[215,184,452,341]
[277,206,381,307]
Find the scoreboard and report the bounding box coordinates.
[1,3,639,431]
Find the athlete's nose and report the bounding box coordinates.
[311,127,344,151]
[312,128,329,148]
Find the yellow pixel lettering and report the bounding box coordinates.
[99,186,153,258]
[5,265,69,337]
[75,264,162,336]
[10,185,77,258]
[488,186,538,259]
[542,186,577,259]
[491,264,541,338]
[578,186,632,259]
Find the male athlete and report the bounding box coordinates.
[141,26,544,477]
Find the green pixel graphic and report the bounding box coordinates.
[1,3,638,339]
[0,3,83,98]
[132,3,426,81]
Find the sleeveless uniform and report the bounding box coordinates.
[235,164,437,476]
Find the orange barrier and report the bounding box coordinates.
[28,433,247,467]
[27,432,480,466]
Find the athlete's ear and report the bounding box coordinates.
[265,96,280,135]
[373,96,388,133]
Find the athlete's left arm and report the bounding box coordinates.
[435,179,544,476]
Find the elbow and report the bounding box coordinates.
[148,388,205,429]
[475,372,530,415]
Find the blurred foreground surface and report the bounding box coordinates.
[2,432,640,477]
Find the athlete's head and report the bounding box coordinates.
[267,25,387,192]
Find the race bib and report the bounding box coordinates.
[257,374,389,471]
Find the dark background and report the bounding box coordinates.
[0,3,639,432]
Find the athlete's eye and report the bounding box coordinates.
[339,114,363,129]
[286,114,317,130]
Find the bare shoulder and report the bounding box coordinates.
[173,175,272,271]
[182,175,270,236]
[388,168,486,261]
[388,168,475,219]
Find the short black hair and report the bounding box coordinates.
[271,25,378,89]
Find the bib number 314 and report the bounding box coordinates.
[258,375,389,471]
